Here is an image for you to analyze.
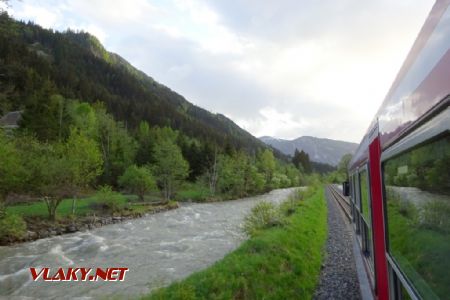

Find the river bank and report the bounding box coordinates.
[1,201,179,246]
[146,187,327,299]
[2,188,287,246]
[0,188,297,299]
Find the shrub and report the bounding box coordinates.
[175,182,210,202]
[398,200,418,221]
[243,201,283,236]
[118,165,156,201]
[95,185,126,213]
[0,213,27,242]
[280,194,301,216]
[167,200,180,209]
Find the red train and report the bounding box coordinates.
[346,1,450,299]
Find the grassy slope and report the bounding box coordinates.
[145,188,327,300]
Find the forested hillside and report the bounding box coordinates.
[0,12,307,243]
[0,13,269,153]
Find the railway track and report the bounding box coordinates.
[327,185,351,221]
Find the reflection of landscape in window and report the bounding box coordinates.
[360,170,370,222]
[384,136,450,299]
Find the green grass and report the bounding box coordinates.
[175,183,212,202]
[6,196,100,218]
[5,183,209,220]
[6,193,162,219]
[144,188,327,300]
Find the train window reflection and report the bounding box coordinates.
[360,169,370,222]
[384,135,450,299]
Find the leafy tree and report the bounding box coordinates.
[119,165,156,201]
[285,164,302,187]
[95,185,126,213]
[20,130,102,221]
[0,130,23,214]
[94,104,136,185]
[326,153,352,183]
[337,154,352,177]
[67,101,97,137]
[65,129,103,213]
[216,152,252,197]
[271,173,291,189]
[244,164,265,194]
[257,149,276,185]
[27,142,69,221]
[153,139,189,201]
[152,126,178,144]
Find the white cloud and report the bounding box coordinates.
[11,2,62,28]
[237,107,310,138]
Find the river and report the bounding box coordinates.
[0,188,297,299]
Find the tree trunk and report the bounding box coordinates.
[58,97,63,142]
[164,179,170,203]
[0,195,6,218]
[50,208,56,221]
[43,197,61,222]
[71,195,77,215]
[209,148,218,195]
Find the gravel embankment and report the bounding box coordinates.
[313,189,362,300]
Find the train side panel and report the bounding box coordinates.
[349,2,450,299]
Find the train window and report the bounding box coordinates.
[351,174,357,223]
[355,172,361,210]
[353,172,361,234]
[350,175,355,201]
[388,263,414,300]
[383,134,450,299]
[359,169,371,223]
[359,167,374,269]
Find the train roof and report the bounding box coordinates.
[349,0,450,170]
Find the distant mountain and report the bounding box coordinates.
[259,136,358,166]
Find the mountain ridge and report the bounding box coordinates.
[0,14,282,157]
[259,135,357,166]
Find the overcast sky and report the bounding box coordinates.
[6,0,434,143]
